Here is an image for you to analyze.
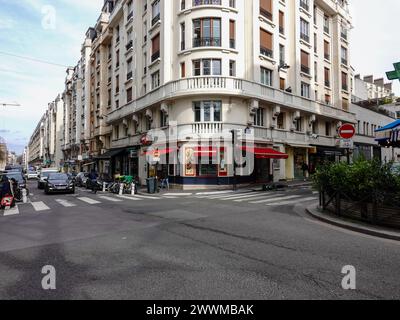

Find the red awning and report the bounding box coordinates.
[240,146,289,159]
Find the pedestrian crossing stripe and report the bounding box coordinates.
[163,193,193,196]
[220,192,272,201]
[31,201,50,212]
[3,206,19,216]
[197,191,254,200]
[98,196,123,202]
[265,197,318,206]
[196,190,234,196]
[77,197,101,205]
[55,199,76,207]
[130,194,162,200]
[250,195,301,204]
[234,193,285,202]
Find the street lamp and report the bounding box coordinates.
[278,63,290,72]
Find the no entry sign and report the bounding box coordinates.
[339,124,356,139]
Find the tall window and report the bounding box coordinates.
[229,20,236,49]
[151,33,160,61]
[260,0,273,21]
[324,67,330,87]
[300,18,310,43]
[151,71,160,89]
[152,0,160,26]
[229,60,236,77]
[279,44,285,66]
[341,46,348,65]
[193,18,221,47]
[300,50,309,74]
[342,72,348,91]
[261,67,273,86]
[194,101,222,122]
[193,59,221,76]
[279,11,285,34]
[254,108,265,127]
[324,40,330,60]
[180,23,185,50]
[301,82,310,98]
[260,28,273,58]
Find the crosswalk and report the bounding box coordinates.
[0,189,318,218]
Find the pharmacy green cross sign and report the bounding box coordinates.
[386,62,400,81]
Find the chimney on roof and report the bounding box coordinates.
[364,75,373,83]
[374,78,384,87]
[384,83,393,91]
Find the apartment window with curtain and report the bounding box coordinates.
[254,108,265,127]
[341,46,348,65]
[260,0,273,21]
[193,101,222,123]
[193,18,221,47]
[300,50,310,74]
[152,0,161,26]
[279,44,285,66]
[193,59,221,76]
[324,67,330,87]
[261,67,273,86]
[151,33,160,61]
[342,72,348,91]
[324,40,330,60]
[301,82,310,98]
[279,11,284,34]
[300,18,310,43]
[229,20,236,49]
[260,28,273,58]
[180,23,185,50]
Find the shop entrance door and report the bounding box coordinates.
[294,148,306,180]
[252,158,270,183]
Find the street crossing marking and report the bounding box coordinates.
[77,197,101,205]
[55,199,77,207]
[234,193,285,202]
[265,197,318,206]
[220,192,270,201]
[98,196,123,202]
[163,193,193,196]
[117,195,142,201]
[250,195,301,204]
[198,191,254,200]
[31,201,51,212]
[196,191,233,196]
[132,194,162,200]
[3,206,19,216]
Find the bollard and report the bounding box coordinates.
[119,183,124,196]
[103,182,106,193]
[22,189,28,204]
[131,183,136,195]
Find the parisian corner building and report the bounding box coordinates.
[28,0,354,189]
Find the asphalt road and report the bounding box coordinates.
[0,181,399,300]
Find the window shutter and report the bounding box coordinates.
[301,50,309,67]
[260,29,272,49]
[230,20,235,40]
[260,0,272,13]
[152,34,160,55]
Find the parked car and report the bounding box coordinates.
[2,171,27,190]
[44,173,75,195]
[37,168,59,189]
[26,170,39,180]
[75,172,89,187]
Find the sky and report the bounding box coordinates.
[0,0,399,154]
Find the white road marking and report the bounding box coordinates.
[196,190,233,196]
[234,193,285,202]
[266,197,318,206]
[163,193,192,196]
[31,201,51,212]
[117,195,141,201]
[55,199,76,207]
[77,197,101,205]
[98,196,123,202]
[250,195,301,204]
[3,206,19,216]
[219,192,267,201]
[132,194,162,200]
[200,191,254,200]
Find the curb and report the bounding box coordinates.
[305,205,400,242]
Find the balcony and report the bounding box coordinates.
[193,37,221,48]
[300,33,310,43]
[151,51,160,62]
[106,76,356,125]
[260,46,273,58]
[193,0,221,6]
[152,13,160,26]
[125,40,133,51]
[301,65,310,75]
[260,8,272,21]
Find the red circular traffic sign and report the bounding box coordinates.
[339,124,356,139]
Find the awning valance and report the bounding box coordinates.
[144,148,176,156]
[240,146,289,159]
[95,148,126,160]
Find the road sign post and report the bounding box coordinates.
[338,124,355,165]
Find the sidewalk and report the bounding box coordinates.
[306,205,400,241]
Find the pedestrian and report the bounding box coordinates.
[301,162,309,182]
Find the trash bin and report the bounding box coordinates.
[146,177,157,194]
